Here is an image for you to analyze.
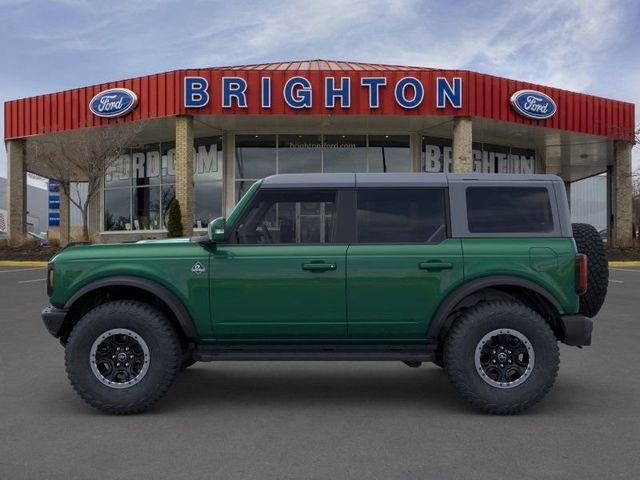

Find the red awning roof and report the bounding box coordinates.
[4,59,635,141]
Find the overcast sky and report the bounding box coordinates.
[1,0,639,183]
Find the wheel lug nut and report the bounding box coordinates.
[508,360,512,363]
[492,350,496,354]
[112,355,115,359]
[116,363,120,367]
[500,364,504,368]
[130,355,134,359]
[125,363,129,367]
[126,347,129,351]
[492,359,496,363]
[500,346,504,350]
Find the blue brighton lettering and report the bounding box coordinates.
[325,77,351,108]
[184,77,209,108]
[222,77,248,108]
[261,77,271,108]
[360,77,387,108]
[394,77,424,109]
[436,77,462,108]
[283,76,312,109]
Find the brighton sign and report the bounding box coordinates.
[510,89,557,120]
[183,75,463,110]
[89,88,138,118]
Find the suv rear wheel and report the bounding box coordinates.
[65,300,181,414]
[444,301,559,414]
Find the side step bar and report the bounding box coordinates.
[193,347,434,362]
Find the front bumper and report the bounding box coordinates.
[41,306,68,338]
[560,314,593,346]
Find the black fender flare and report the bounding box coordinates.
[64,275,199,340]
[426,275,564,342]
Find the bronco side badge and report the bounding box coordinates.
[191,262,206,275]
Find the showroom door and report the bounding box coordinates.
[211,188,348,340]
[346,187,463,340]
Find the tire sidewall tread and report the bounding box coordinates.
[65,300,181,414]
[444,301,559,414]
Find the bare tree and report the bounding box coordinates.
[27,121,147,241]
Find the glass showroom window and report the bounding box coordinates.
[104,141,176,231]
[368,135,410,172]
[235,135,277,202]
[104,137,223,231]
[234,134,411,202]
[193,136,223,229]
[422,136,537,174]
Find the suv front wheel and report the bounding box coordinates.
[65,300,181,414]
[444,301,559,414]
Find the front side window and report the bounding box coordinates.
[356,189,447,243]
[235,190,336,244]
[466,187,554,233]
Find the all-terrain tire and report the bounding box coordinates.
[572,223,608,318]
[444,301,559,414]
[65,300,181,414]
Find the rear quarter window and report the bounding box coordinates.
[466,186,554,233]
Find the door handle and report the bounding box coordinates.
[418,261,453,271]
[302,263,337,272]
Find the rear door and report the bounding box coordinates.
[346,187,463,339]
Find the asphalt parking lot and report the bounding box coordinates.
[1,265,639,479]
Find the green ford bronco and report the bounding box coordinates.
[42,173,608,414]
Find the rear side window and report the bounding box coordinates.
[466,187,554,233]
[356,189,447,243]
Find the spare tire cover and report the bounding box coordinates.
[572,223,608,318]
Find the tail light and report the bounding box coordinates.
[576,254,588,295]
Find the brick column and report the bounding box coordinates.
[452,116,473,173]
[410,133,422,172]
[175,116,194,236]
[612,141,633,248]
[59,182,70,246]
[6,139,27,245]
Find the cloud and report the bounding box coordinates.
[1,0,639,178]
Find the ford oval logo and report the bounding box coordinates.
[89,88,138,118]
[510,89,556,120]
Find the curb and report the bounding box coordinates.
[609,261,640,267]
[0,261,48,267]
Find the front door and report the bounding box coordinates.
[347,187,463,339]
[211,188,348,340]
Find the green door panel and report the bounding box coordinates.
[346,239,464,339]
[461,238,579,313]
[211,245,348,339]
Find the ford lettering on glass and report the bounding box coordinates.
[510,90,556,120]
[89,88,138,118]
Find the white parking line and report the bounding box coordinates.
[17,278,46,284]
[609,279,624,284]
[609,268,640,273]
[0,267,46,274]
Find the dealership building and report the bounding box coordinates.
[3,60,635,245]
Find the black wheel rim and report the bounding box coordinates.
[474,329,534,389]
[90,329,150,389]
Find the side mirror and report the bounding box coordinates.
[208,217,226,242]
